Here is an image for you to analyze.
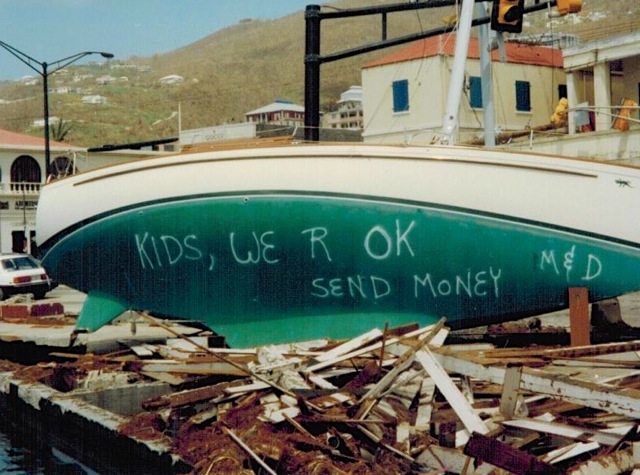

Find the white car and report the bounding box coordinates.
[0,253,53,300]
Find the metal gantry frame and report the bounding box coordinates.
[303,0,561,143]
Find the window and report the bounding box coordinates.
[515,80,531,112]
[11,155,41,183]
[392,79,409,113]
[558,84,567,101]
[469,76,483,109]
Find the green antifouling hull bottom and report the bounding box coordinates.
[43,194,640,348]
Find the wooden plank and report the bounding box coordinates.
[502,418,624,446]
[569,287,591,347]
[311,328,383,363]
[415,444,496,474]
[140,370,185,385]
[436,350,640,419]
[414,377,435,432]
[479,340,640,361]
[137,360,247,376]
[225,382,271,394]
[464,431,562,475]
[415,348,490,436]
[500,365,523,419]
[303,323,441,374]
[543,441,600,464]
[566,448,634,475]
[359,319,445,402]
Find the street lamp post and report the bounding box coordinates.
[0,41,113,175]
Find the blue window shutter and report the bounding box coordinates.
[392,79,409,112]
[469,76,482,109]
[516,80,531,112]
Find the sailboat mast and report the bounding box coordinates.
[440,0,476,145]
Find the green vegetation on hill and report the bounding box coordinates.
[0,0,637,148]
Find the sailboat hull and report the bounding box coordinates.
[36,145,640,347]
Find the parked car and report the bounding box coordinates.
[0,253,53,300]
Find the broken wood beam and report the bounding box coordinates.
[436,349,640,419]
[569,287,591,347]
[415,347,490,436]
[464,431,562,475]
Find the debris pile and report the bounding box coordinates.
[7,316,640,474]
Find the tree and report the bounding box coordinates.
[50,119,73,142]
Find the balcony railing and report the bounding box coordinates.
[8,182,42,195]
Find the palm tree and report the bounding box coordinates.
[50,119,73,142]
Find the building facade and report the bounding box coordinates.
[0,128,168,256]
[503,32,640,163]
[323,85,364,130]
[361,35,566,145]
[245,100,305,127]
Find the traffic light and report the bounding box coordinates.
[556,0,582,15]
[491,0,525,33]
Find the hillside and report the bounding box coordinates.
[0,0,638,148]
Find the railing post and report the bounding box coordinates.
[304,5,321,142]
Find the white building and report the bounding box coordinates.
[82,95,108,105]
[245,100,305,126]
[159,75,184,86]
[324,85,364,130]
[96,75,117,85]
[0,128,171,255]
[361,35,565,145]
[504,31,640,163]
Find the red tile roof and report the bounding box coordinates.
[364,35,563,69]
[0,128,70,148]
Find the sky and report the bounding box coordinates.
[0,0,313,80]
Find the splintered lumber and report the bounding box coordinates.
[501,418,627,446]
[312,328,383,363]
[415,444,497,474]
[565,448,635,475]
[359,319,446,402]
[415,348,490,436]
[142,379,250,410]
[414,377,436,432]
[464,431,562,475]
[543,441,600,464]
[500,365,523,419]
[303,322,442,373]
[134,360,248,376]
[436,349,640,418]
[479,340,640,361]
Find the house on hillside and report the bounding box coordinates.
[245,100,305,127]
[159,75,184,86]
[361,35,565,144]
[323,85,364,130]
[96,75,117,85]
[82,95,108,105]
[20,76,38,86]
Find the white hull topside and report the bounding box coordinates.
[36,144,640,249]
